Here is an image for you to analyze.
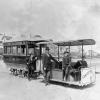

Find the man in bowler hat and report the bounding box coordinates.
[42,46,58,86]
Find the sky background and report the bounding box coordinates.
[0,0,100,52]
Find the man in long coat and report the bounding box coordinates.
[42,47,58,86]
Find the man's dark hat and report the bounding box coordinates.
[64,51,69,54]
[45,47,50,50]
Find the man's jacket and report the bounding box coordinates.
[27,56,37,70]
[42,53,58,71]
[62,56,71,70]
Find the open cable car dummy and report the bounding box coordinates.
[42,47,58,86]
[62,51,71,81]
[26,53,37,80]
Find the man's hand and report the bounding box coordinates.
[62,67,64,70]
[44,67,46,70]
[27,63,29,65]
[35,57,37,60]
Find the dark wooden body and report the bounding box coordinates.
[3,40,40,64]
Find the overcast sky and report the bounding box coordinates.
[0,0,100,51]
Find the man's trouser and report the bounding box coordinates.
[44,70,50,84]
[28,68,31,79]
[62,67,69,81]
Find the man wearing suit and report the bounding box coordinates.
[42,46,58,86]
[27,53,37,80]
[62,51,71,81]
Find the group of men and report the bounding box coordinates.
[26,46,72,85]
[42,47,71,85]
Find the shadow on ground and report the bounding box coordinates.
[46,80,96,90]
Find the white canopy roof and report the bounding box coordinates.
[38,39,96,46]
[54,39,96,46]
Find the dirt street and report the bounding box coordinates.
[0,60,100,100]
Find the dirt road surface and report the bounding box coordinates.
[0,59,100,100]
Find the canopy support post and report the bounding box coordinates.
[40,45,42,72]
[26,42,28,57]
[58,45,59,61]
[82,42,83,61]
[69,46,70,53]
[91,45,92,59]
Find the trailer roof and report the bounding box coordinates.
[3,40,49,46]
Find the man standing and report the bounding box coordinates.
[42,46,57,86]
[62,51,71,81]
[27,53,37,80]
